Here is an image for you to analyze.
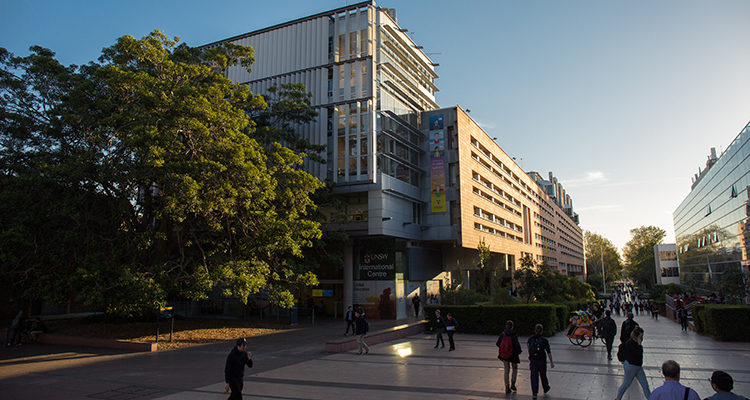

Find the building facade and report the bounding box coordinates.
[207,2,584,319]
[654,243,680,286]
[673,121,750,294]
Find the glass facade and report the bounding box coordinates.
[673,121,750,292]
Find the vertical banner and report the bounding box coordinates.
[429,115,446,212]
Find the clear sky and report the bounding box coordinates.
[3,0,750,253]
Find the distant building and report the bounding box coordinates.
[673,120,750,294]
[206,1,583,319]
[654,243,679,285]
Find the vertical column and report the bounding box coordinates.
[343,241,354,312]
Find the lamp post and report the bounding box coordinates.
[601,244,606,295]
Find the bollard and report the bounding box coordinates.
[3,328,8,349]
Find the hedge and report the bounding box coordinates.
[691,304,750,341]
[423,304,558,336]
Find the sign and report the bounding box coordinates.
[159,307,174,319]
[358,239,396,280]
[312,289,334,297]
[429,114,446,213]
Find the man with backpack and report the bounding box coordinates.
[527,324,554,400]
[599,310,618,360]
[496,320,522,394]
[354,309,370,355]
[620,312,639,344]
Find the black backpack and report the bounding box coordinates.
[600,318,616,337]
[529,337,545,360]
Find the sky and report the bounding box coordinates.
[3,0,750,253]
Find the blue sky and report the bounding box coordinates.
[3,0,750,252]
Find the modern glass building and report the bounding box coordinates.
[673,121,750,293]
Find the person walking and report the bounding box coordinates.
[8,310,23,346]
[412,294,421,317]
[497,320,522,394]
[704,371,747,400]
[225,338,253,400]
[598,310,617,360]
[649,360,700,400]
[527,324,554,400]
[616,327,651,400]
[344,306,355,336]
[677,307,689,332]
[620,312,639,344]
[445,313,458,351]
[430,309,446,349]
[354,309,370,355]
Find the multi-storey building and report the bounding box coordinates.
[654,244,679,285]
[206,2,584,319]
[673,121,750,294]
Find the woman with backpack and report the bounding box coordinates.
[615,326,650,400]
[496,320,522,394]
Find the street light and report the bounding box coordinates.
[601,244,606,295]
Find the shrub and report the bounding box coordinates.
[701,305,750,341]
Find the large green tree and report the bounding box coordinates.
[584,231,623,289]
[622,226,666,289]
[0,31,322,315]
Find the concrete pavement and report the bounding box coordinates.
[1,311,748,399]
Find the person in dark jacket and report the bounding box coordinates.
[620,312,639,344]
[28,318,48,344]
[225,338,253,400]
[430,309,446,349]
[344,306,355,336]
[527,324,554,400]
[445,313,458,351]
[598,310,617,360]
[497,320,523,393]
[354,309,370,354]
[616,327,650,400]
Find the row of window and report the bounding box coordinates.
[473,206,523,233]
[474,223,523,243]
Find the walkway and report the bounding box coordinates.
[1,311,748,399]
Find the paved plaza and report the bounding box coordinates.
[1,311,748,400]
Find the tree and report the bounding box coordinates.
[247,83,325,164]
[0,31,323,315]
[513,256,595,303]
[718,267,748,305]
[622,226,666,289]
[470,238,493,295]
[584,231,623,287]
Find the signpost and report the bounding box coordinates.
[156,306,174,344]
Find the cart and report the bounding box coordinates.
[566,310,596,347]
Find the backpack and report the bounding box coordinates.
[600,318,616,337]
[497,333,514,360]
[529,337,545,360]
[617,342,626,362]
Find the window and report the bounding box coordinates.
[450,201,458,225]
[412,203,422,224]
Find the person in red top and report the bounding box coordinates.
[497,320,522,394]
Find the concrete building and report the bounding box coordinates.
[654,243,680,285]
[206,1,583,319]
[673,120,750,296]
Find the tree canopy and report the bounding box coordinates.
[513,256,596,303]
[622,226,666,289]
[584,231,623,289]
[0,31,323,315]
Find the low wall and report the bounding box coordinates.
[325,320,427,353]
[38,334,157,352]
